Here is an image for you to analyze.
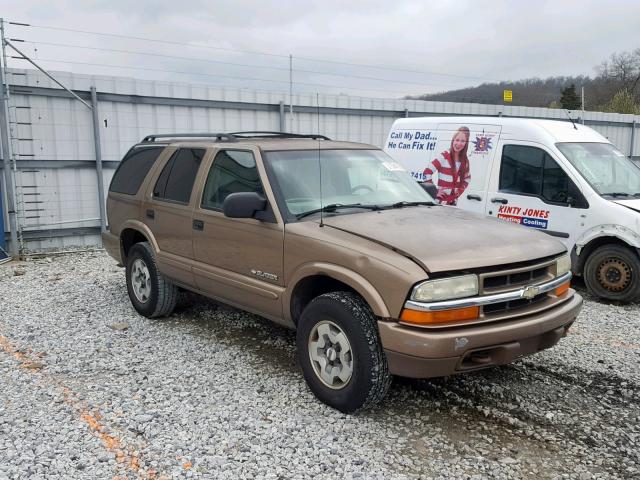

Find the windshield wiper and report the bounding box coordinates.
[602,192,634,198]
[389,201,437,208]
[296,203,382,220]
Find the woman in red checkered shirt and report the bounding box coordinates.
[423,126,471,206]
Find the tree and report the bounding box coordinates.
[597,49,640,98]
[601,89,640,114]
[560,84,581,110]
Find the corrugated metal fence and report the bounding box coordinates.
[1,68,639,253]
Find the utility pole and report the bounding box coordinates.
[289,54,293,133]
[0,18,20,258]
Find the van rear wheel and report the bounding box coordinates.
[583,245,640,303]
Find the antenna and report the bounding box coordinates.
[317,92,324,227]
[565,110,578,130]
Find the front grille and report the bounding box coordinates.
[480,259,555,295]
[482,291,548,315]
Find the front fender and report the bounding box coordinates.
[283,262,391,324]
[575,224,640,256]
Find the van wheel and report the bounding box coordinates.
[296,292,391,413]
[126,242,178,318]
[583,245,640,303]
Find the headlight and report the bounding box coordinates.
[556,254,571,277]
[410,274,479,302]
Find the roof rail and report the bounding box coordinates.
[141,133,237,143]
[229,131,331,140]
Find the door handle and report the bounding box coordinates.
[467,194,482,201]
[491,197,508,204]
[193,219,204,231]
[146,209,155,219]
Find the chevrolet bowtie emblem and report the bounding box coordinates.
[522,285,540,299]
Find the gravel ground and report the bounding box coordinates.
[0,251,638,479]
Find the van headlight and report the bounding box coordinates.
[410,274,479,302]
[555,254,571,277]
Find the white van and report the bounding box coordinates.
[384,116,640,302]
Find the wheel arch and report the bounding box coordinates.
[573,231,640,275]
[119,220,159,263]
[285,263,391,326]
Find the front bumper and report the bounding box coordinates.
[379,292,583,378]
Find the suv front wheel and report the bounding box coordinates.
[125,242,178,318]
[296,292,391,413]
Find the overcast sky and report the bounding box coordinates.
[2,0,639,99]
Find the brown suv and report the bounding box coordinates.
[103,132,583,412]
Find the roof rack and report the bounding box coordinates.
[141,133,237,143]
[141,131,331,143]
[229,131,331,140]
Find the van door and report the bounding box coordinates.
[485,141,588,246]
[432,123,501,213]
[191,148,284,320]
[143,147,206,286]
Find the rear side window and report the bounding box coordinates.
[201,150,263,210]
[153,148,205,204]
[109,146,164,195]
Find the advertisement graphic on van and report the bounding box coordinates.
[386,123,501,207]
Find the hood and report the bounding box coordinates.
[612,199,640,213]
[321,206,566,273]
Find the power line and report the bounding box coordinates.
[21,40,456,90]
[10,21,501,84]
[12,57,421,97]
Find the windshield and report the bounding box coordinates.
[263,149,435,218]
[556,142,640,198]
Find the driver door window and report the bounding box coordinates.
[201,150,263,210]
[500,145,575,205]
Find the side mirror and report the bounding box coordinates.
[222,192,267,219]
[418,181,438,198]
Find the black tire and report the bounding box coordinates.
[125,242,178,318]
[583,244,640,303]
[296,291,391,413]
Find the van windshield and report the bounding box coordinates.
[263,149,435,219]
[556,142,640,198]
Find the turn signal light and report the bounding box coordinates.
[400,306,480,326]
[555,281,570,297]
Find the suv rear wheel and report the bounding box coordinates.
[126,242,178,317]
[583,244,640,302]
[296,291,391,413]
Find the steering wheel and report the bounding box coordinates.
[351,185,374,195]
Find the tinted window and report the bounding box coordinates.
[500,145,573,204]
[202,150,263,210]
[109,146,164,195]
[153,148,205,204]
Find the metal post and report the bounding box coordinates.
[90,86,106,234]
[630,120,637,160]
[279,100,285,132]
[289,54,293,132]
[0,18,19,257]
[581,86,585,125]
[404,108,409,118]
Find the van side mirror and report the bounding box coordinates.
[418,181,438,199]
[222,192,267,219]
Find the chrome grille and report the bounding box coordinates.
[479,259,555,295]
